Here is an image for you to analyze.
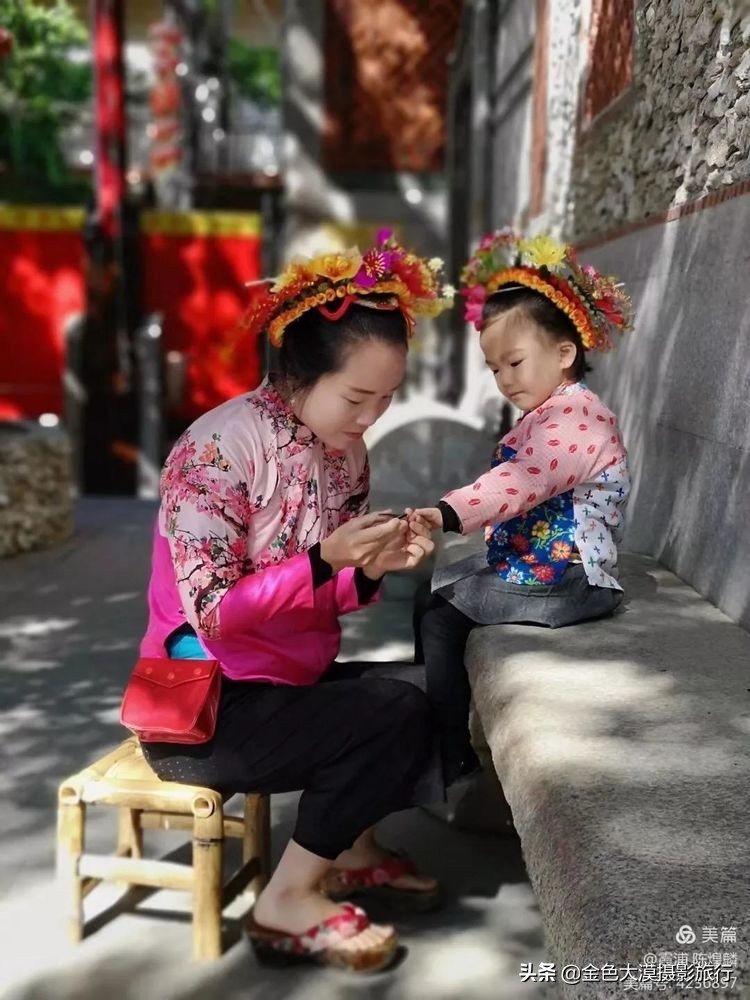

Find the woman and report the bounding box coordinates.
[138,232,453,971]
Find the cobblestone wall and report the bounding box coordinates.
[0,424,73,558]
[570,0,750,240]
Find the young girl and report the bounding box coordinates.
[137,232,452,971]
[412,229,633,785]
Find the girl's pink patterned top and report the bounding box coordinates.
[139,378,375,684]
[442,382,630,590]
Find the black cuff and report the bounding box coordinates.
[438,501,462,534]
[309,543,334,589]
[354,567,383,604]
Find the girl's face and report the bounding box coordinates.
[480,310,578,412]
[294,339,407,450]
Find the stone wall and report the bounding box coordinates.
[584,192,750,632]
[537,0,585,238]
[568,1,750,240]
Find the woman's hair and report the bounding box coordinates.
[482,286,589,380]
[277,294,409,392]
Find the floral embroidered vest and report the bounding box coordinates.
[486,441,576,586]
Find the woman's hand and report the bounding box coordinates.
[320,512,406,574]
[362,510,435,578]
[408,507,443,532]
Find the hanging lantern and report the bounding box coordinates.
[147,19,184,180]
[149,78,181,117]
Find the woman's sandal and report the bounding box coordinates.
[245,901,398,973]
[320,853,442,913]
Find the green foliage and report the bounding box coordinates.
[0,0,92,202]
[227,41,280,108]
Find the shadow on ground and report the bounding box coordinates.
[0,498,556,1000]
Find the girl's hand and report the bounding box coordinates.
[320,512,406,574]
[408,507,443,532]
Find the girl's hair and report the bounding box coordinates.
[277,294,409,392]
[482,286,589,380]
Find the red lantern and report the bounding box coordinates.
[147,19,183,178]
[150,145,180,170]
[148,22,182,46]
[149,79,180,117]
[153,120,180,143]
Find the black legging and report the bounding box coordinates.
[142,662,432,860]
[413,574,622,781]
[413,585,478,779]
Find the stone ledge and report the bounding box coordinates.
[464,552,749,997]
[0,422,74,558]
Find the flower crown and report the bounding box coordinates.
[460,228,633,351]
[243,228,454,347]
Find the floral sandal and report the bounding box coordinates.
[320,853,442,913]
[246,901,398,972]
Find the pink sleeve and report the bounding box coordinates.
[442,393,625,535]
[160,425,316,639]
[218,552,315,635]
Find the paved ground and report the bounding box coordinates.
[0,498,557,1000]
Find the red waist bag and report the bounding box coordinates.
[119,657,221,744]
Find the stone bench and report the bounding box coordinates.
[438,538,749,997]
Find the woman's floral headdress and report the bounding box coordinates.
[243,228,454,347]
[460,228,633,351]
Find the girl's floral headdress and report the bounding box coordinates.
[244,228,454,347]
[460,228,633,351]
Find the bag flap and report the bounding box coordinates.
[130,657,219,689]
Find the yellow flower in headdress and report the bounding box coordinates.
[270,260,311,293]
[308,247,363,283]
[520,235,567,269]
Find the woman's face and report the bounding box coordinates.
[295,339,407,450]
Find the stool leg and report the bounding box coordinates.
[57,800,85,943]
[192,814,223,960]
[115,807,143,891]
[259,795,271,890]
[117,808,143,858]
[244,794,271,899]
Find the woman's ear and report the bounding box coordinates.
[559,340,578,373]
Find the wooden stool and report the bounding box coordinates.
[56,737,270,960]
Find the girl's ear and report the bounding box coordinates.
[559,340,578,372]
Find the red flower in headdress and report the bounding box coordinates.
[391,254,430,297]
[356,248,393,287]
[594,295,626,326]
[461,284,487,329]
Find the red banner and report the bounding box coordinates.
[140,209,263,420]
[0,206,86,419]
[0,207,263,422]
